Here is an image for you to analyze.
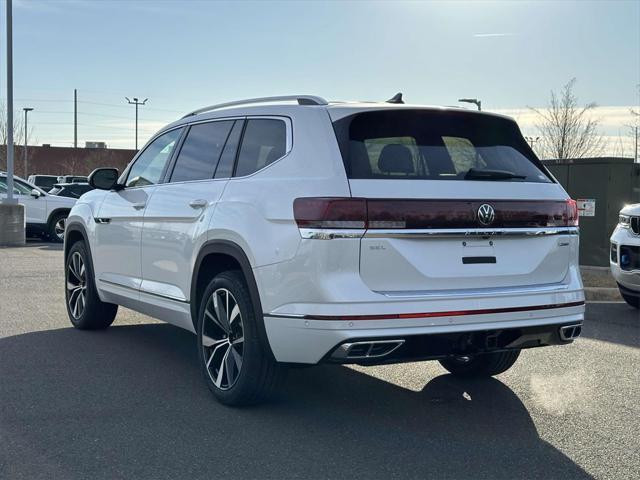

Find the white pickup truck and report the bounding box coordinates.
[0,173,76,242]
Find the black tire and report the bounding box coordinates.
[439,350,521,377]
[197,270,286,406]
[48,212,68,243]
[620,289,640,309]
[65,241,118,330]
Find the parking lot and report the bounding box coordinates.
[0,242,638,480]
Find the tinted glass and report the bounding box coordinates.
[215,120,243,179]
[170,121,233,183]
[126,128,182,187]
[235,119,287,177]
[334,110,551,183]
[37,177,58,189]
[13,179,36,195]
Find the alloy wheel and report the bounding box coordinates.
[202,288,245,391]
[55,217,66,240]
[67,252,86,319]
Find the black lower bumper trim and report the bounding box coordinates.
[325,322,581,366]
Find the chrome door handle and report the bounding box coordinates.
[132,202,146,210]
[189,199,208,209]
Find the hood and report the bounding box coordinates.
[621,203,640,216]
[47,193,77,208]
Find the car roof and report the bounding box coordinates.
[157,98,515,139]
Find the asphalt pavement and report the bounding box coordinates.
[1,242,639,480]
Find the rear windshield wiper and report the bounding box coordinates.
[464,168,527,181]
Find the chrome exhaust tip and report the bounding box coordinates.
[331,339,405,360]
[559,324,582,341]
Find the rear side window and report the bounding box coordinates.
[170,120,234,182]
[333,110,551,183]
[234,119,287,177]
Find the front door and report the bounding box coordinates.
[93,127,183,297]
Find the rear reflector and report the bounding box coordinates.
[294,197,581,229]
[299,301,586,321]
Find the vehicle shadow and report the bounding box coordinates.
[0,324,593,480]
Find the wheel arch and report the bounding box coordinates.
[47,208,71,229]
[64,222,98,290]
[191,240,274,359]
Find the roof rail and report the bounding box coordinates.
[182,95,328,118]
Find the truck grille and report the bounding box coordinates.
[631,216,640,235]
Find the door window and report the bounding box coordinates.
[126,128,182,187]
[0,177,34,195]
[170,121,234,183]
[234,119,287,177]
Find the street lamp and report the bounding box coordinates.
[125,96,148,150]
[525,136,540,150]
[23,107,33,177]
[458,98,482,111]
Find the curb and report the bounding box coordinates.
[584,287,622,302]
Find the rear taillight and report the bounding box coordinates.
[294,198,581,230]
[566,199,579,227]
[293,197,366,229]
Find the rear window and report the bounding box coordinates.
[333,110,552,183]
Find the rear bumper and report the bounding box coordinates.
[264,302,585,364]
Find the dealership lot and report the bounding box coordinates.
[1,242,638,480]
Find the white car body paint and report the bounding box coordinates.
[65,100,585,363]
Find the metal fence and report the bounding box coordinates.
[543,158,640,266]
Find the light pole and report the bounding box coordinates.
[125,97,147,150]
[525,136,540,150]
[23,107,33,178]
[4,0,15,203]
[458,98,482,111]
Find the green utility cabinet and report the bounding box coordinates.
[542,158,640,266]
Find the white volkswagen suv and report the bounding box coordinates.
[63,95,585,405]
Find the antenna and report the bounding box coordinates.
[386,93,404,104]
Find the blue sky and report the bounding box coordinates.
[1,0,639,151]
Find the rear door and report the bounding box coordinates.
[331,109,577,294]
[140,119,242,311]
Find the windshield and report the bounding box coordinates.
[333,109,552,183]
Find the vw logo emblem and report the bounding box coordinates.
[477,204,495,226]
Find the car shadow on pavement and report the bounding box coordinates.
[0,324,593,480]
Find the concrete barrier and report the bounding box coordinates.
[0,203,25,246]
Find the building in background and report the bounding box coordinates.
[0,144,137,178]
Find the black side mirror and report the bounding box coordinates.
[89,168,120,190]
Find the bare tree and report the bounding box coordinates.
[626,84,639,162]
[530,78,604,160]
[1,101,37,174]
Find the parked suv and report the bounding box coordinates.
[610,204,640,308]
[63,95,585,405]
[27,174,59,192]
[49,182,93,199]
[1,173,76,242]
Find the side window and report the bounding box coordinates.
[0,177,7,193]
[215,120,244,179]
[170,121,234,183]
[234,119,287,177]
[126,128,182,188]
